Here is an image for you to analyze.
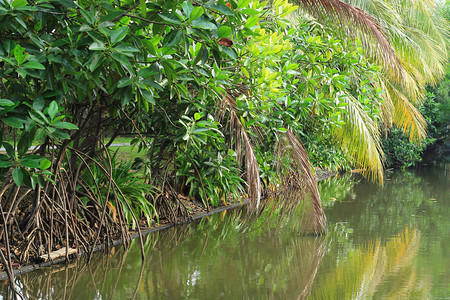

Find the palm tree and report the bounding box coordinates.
[294,0,448,180]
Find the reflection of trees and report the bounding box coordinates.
[0,206,328,299]
[0,166,447,299]
[312,165,449,299]
[310,227,431,299]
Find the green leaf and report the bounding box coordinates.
[117,77,132,88]
[29,110,49,125]
[17,132,32,157]
[192,19,217,30]
[22,61,45,70]
[40,158,52,170]
[190,7,204,20]
[53,122,79,130]
[163,30,183,48]
[113,44,139,54]
[49,129,70,140]
[80,7,95,25]
[194,112,201,120]
[140,88,155,105]
[159,13,182,25]
[2,117,23,128]
[0,99,14,107]
[2,143,15,160]
[111,27,129,44]
[182,1,194,18]
[12,167,23,186]
[241,8,259,15]
[207,4,234,16]
[0,156,12,168]
[14,44,26,65]
[237,0,251,9]
[33,97,44,111]
[89,53,104,72]
[89,41,106,51]
[137,67,157,78]
[111,52,130,67]
[218,26,232,38]
[12,0,27,8]
[48,101,58,120]
[245,15,259,28]
[20,156,41,169]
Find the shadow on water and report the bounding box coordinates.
[0,164,448,299]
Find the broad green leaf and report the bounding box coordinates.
[33,97,44,111]
[159,13,182,26]
[163,30,183,48]
[237,0,251,9]
[29,110,49,125]
[89,41,106,51]
[117,77,132,88]
[89,53,104,72]
[20,157,41,169]
[111,27,128,44]
[0,158,12,168]
[241,8,259,15]
[40,158,52,170]
[182,1,194,18]
[137,67,157,78]
[218,26,232,38]
[48,101,58,120]
[14,44,26,65]
[80,7,95,25]
[192,19,217,30]
[207,4,234,16]
[140,88,155,105]
[0,99,14,107]
[2,117,23,128]
[12,167,23,186]
[190,7,204,21]
[113,44,139,54]
[17,132,32,156]
[49,129,70,140]
[245,15,259,28]
[53,122,79,130]
[79,23,92,32]
[12,0,27,8]
[23,61,45,70]
[194,112,201,120]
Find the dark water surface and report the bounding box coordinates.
[1,165,449,299]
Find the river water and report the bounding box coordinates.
[1,165,448,299]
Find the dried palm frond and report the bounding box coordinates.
[274,129,327,234]
[218,92,262,209]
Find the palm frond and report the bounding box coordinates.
[296,0,402,77]
[218,93,262,209]
[275,129,327,234]
[335,95,385,183]
[379,75,427,140]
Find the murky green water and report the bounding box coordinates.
[1,165,449,299]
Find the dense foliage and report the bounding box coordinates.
[0,1,447,292]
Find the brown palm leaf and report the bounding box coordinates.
[218,92,262,209]
[274,129,327,234]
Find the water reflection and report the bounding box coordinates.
[0,165,448,299]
